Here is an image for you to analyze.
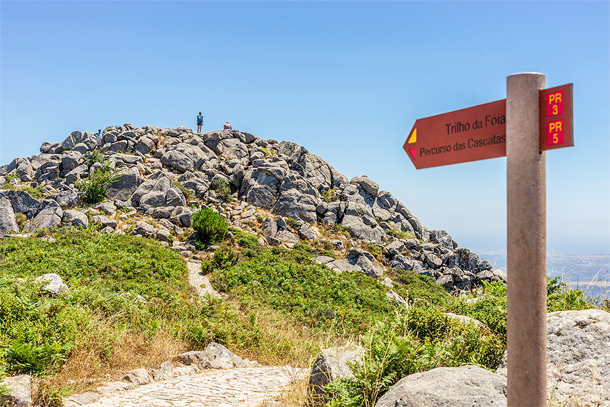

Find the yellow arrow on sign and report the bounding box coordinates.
[407,128,417,144]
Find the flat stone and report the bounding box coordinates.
[124,368,153,386]
[65,392,101,406]
[443,312,484,328]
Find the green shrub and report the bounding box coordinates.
[75,164,117,204]
[285,217,299,229]
[367,244,382,258]
[174,181,193,201]
[322,189,336,203]
[15,213,27,231]
[83,150,104,167]
[192,208,228,247]
[0,383,9,398]
[228,228,260,250]
[0,228,260,379]
[547,276,591,312]
[393,270,452,306]
[23,186,44,199]
[333,224,351,237]
[201,248,240,274]
[5,172,20,183]
[210,178,232,202]
[318,249,336,259]
[386,228,415,240]
[212,247,395,334]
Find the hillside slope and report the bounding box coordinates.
[0,124,505,294]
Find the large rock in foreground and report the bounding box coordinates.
[375,365,507,407]
[497,308,610,406]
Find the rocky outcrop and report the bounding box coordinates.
[29,201,63,232]
[106,167,142,201]
[375,365,507,407]
[315,256,356,273]
[346,248,385,278]
[0,197,19,237]
[1,124,501,294]
[178,342,247,370]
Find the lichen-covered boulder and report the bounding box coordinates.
[376,365,506,407]
[0,374,32,407]
[497,308,610,406]
[36,273,69,295]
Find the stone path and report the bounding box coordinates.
[187,261,221,298]
[87,366,305,407]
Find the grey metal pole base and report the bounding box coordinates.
[506,72,547,407]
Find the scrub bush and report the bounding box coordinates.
[192,208,228,247]
[210,178,232,202]
[75,163,117,204]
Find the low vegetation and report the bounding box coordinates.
[385,228,415,240]
[82,150,104,167]
[74,163,117,204]
[192,208,228,248]
[0,219,599,406]
[210,178,233,202]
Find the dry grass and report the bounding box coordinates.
[257,373,313,407]
[30,275,347,406]
[227,301,350,368]
[31,302,339,406]
[33,324,190,406]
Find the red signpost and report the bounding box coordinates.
[404,84,573,169]
[404,77,574,406]
[403,100,506,169]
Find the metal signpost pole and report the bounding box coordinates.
[506,72,547,406]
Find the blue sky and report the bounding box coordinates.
[1,1,609,254]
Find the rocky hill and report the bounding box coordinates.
[0,124,505,295]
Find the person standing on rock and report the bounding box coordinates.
[224,121,232,130]
[95,129,103,150]
[196,112,204,133]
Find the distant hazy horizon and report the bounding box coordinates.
[473,248,610,299]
